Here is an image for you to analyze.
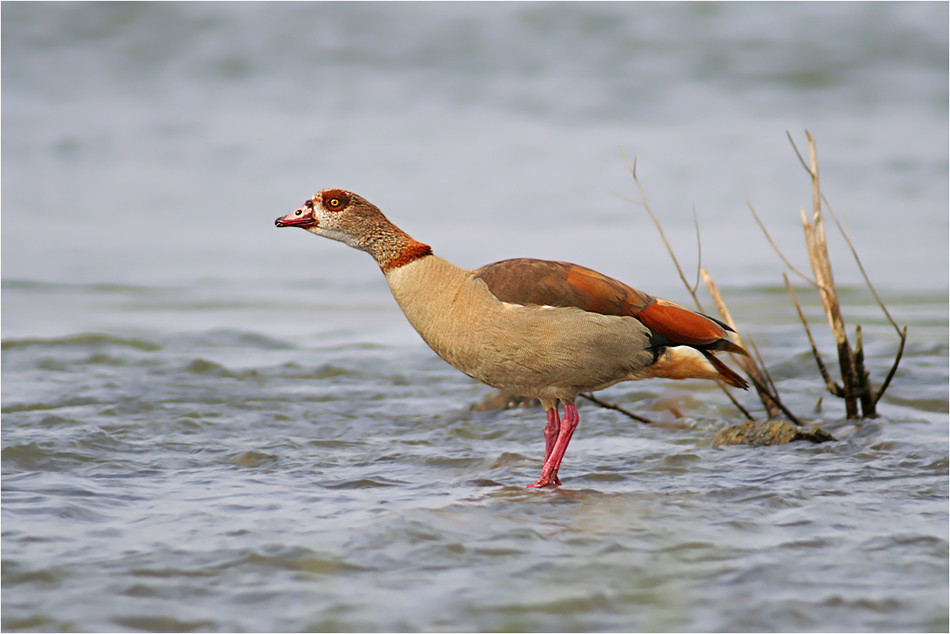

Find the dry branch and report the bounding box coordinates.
[749,130,908,419]
[783,273,844,396]
[701,269,782,419]
[821,198,903,335]
[819,195,909,407]
[795,133,861,417]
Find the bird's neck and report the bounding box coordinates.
[358,220,433,273]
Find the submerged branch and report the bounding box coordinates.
[580,392,653,424]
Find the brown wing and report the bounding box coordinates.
[635,300,723,347]
[473,258,655,317]
[474,258,747,354]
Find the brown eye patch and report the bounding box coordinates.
[322,189,350,211]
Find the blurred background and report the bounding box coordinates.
[3,3,947,632]
[3,2,947,339]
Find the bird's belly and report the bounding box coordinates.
[413,300,655,399]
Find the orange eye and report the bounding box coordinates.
[321,190,349,210]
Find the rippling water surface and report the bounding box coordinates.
[3,3,948,632]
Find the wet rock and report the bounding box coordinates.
[710,420,835,447]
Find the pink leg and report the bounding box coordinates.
[529,402,579,488]
[547,403,579,480]
[541,406,562,487]
[543,406,560,462]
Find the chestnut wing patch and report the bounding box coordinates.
[473,258,655,317]
[636,301,727,347]
[474,258,743,353]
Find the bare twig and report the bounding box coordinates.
[699,268,737,329]
[748,201,823,289]
[793,131,860,418]
[806,131,821,219]
[802,136,906,409]
[854,325,876,416]
[874,325,908,407]
[618,148,701,310]
[580,392,653,424]
[721,384,755,421]
[784,273,844,396]
[744,372,807,428]
[786,130,811,173]
[748,337,782,413]
[747,335,790,421]
[821,195,904,336]
[621,152,765,419]
[620,149,757,419]
[701,268,782,419]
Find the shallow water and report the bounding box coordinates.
[3,3,948,632]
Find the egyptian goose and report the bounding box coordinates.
[276,188,748,488]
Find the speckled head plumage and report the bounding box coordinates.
[275,188,432,271]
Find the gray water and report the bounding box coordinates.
[2,3,948,632]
